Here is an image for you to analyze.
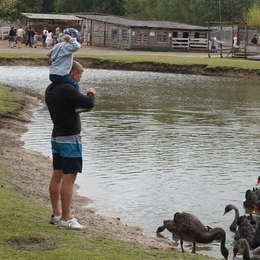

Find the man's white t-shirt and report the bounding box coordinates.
[17,28,24,37]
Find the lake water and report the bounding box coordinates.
[1,66,260,259]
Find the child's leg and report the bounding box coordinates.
[49,74,66,83]
[61,75,80,91]
[49,75,88,113]
[60,76,87,112]
[50,74,80,91]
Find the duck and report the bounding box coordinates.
[233,238,260,259]
[156,212,229,260]
[257,176,260,185]
[223,204,240,231]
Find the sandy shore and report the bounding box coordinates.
[0,88,176,251]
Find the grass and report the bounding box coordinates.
[0,86,25,115]
[0,165,214,260]
[1,51,260,72]
[0,85,217,260]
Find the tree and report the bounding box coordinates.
[155,0,195,23]
[0,0,18,18]
[244,4,260,30]
[54,0,89,13]
[89,0,125,15]
[53,0,124,15]
[123,0,158,20]
[41,0,54,14]
[123,0,260,25]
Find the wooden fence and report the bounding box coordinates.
[172,38,208,51]
[0,27,9,40]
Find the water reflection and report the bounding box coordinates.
[1,66,260,259]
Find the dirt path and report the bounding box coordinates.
[0,40,210,57]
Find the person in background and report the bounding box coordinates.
[45,60,97,230]
[13,28,17,46]
[233,34,239,49]
[55,27,63,44]
[42,27,48,48]
[45,29,53,49]
[33,32,38,48]
[30,27,35,48]
[26,27,33,47]
[52,35,57,46]
[8,27,16,48]
[210,35,217,53]
[251,34,258,44]
[16,26,24,48]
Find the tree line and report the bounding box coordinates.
[1,0,260,28]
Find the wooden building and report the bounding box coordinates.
[20,13,211,51]
[76,14,211,51]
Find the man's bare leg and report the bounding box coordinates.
[49,169,63,216]
[60,173,77,221]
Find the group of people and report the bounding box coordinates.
[42,26,68,49]
[210,33,260,54]
[8,26,38,48]
[45,27,96,230]
[8,25,73,49]
[8,26,25,48]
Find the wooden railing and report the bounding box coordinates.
[172,38,208,50]
[0,27,9,40]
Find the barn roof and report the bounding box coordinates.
[76,14,209,31]
[21,13,209,31]
[21,13,83,21]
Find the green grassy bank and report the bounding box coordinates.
[1,52,260,76]
[0,85,217,260]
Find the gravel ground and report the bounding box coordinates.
[0,39,212,57]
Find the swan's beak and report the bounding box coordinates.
[253,205,259,214]
[223,211,226,216]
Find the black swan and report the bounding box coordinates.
[223,204,240,231]
[156,212,229,260]
[222,204,260,248]
[233,238,260,259]
[257,176,260,185]
[244,188,260,208]
[253,219,260,249]
[236,215,257,248]
[253,201,260,214]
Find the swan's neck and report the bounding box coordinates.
[241,239,250,259]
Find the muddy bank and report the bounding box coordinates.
[0,57,260,79]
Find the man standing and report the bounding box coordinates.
[16,26,24,48]
[45,61,97,229]
[251,34,258,44]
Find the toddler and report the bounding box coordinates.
[47,28,86,112]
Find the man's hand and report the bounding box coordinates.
[86,88,97,96]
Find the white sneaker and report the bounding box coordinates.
[50,214,61,225]
[58,217,86,230]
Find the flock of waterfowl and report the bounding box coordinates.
[156,177,260,260]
